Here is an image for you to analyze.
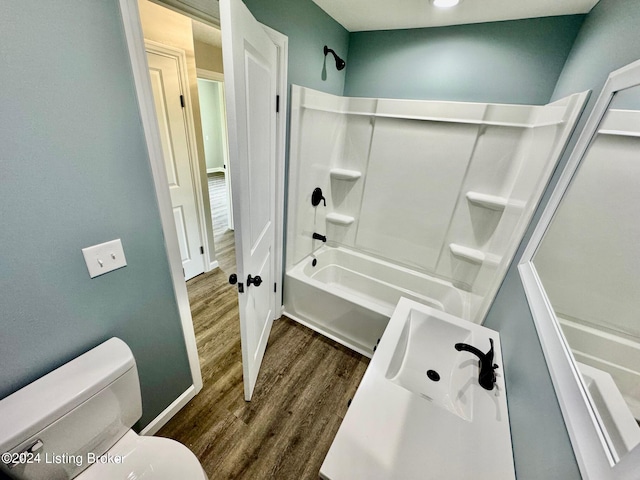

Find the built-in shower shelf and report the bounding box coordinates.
[449,244,486,264]
[466,191,508,211]
[449,243,502,266]
[326,213,355,226]
[330,168,362,180]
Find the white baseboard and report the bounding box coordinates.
[208,259,219,271]
[140,385,196,436]
[207,167,225,174]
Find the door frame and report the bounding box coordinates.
[146,39,216,276]
[264,25,288,318]
[196,69,235,231]
[117,0,287,430]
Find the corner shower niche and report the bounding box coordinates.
[284,85,588,356]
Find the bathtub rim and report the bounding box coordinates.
[288,244,473,320]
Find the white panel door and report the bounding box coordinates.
[221,0,277,401]
[147,51,205,280]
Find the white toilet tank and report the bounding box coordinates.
[0,338,143,480]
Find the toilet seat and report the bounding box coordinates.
[75,430,208,480]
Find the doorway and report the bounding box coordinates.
[138,0,237,281]
[196,75,236,273]
[120,0,287,431]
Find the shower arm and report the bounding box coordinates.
[323,46,346,71]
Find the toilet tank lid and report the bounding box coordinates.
[0,338,136,452]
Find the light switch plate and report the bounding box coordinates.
[82,239,127,278]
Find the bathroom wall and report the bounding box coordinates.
[0,0,192,431]
[193,38,223,74]
[344,15,585,104]
[243,0,349,96]
[191,16,224,74]
[483,0,640,478]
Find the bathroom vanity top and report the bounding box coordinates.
[320,297,515,480]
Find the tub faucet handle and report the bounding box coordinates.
[312,187,326,207]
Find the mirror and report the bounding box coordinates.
[535,82,640,462]
[519,59,640,480]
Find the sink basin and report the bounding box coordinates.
[385,308,475,420]
[321,297,515,480]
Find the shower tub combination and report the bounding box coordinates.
[284,245,480,356]
[283,86,588,357]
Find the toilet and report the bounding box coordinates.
[0,338,208,480]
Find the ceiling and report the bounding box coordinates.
[311,0,599,32]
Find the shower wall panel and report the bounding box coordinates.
[355,118,480,271]
[286,86,588,323]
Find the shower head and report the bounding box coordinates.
[324,46,346,71]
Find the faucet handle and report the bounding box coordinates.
[312,187,326,207]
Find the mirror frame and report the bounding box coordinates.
[519,58,640,480]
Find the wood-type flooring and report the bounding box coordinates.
[158,215,369,479]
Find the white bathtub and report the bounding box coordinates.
[284,245,479,356]
[559,315,640,421]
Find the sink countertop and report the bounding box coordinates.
[320,297,515,480]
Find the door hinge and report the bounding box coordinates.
[182,268,185,277]
[238,283,244,293]
[274,282,277,293]
[276,95,280,113]
[200,246,204,255]
[180,95,185,108]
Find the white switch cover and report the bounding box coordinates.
[82,239,127,278]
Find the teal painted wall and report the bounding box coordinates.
[198,79,226,170]
[484,1,640,478]
[243,0,349,95]
[344,16,585,104]
[0,0,192,430]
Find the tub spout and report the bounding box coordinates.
[313,232,327,242]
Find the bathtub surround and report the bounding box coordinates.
[284,86,586,355]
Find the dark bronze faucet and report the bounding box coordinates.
[455,338,499,390]
[312,232,327,242]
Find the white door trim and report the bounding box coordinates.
[118,0,202,398]
[197,68,224,82]
[145,40,215,274]
[263,25,288,318]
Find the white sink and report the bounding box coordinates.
[385,309,475,421]
[321,297,515,480]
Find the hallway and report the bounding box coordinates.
[208,172,236,274]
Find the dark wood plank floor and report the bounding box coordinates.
[158,230,369,479]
